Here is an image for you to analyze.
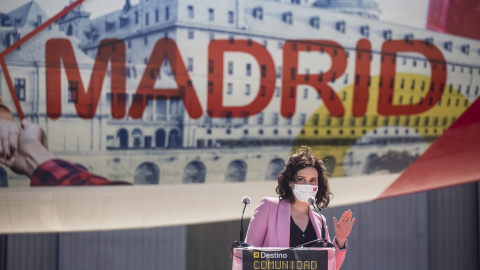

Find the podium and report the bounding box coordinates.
[232,246,336,270]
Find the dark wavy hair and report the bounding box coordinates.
[275,146,332,209]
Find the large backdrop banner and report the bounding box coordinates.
[1,0,480,233]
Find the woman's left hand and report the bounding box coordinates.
[333,209,355,248]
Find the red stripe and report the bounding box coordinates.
[377,97,480,199]
[0,0,86,120]
[0,59,24,119]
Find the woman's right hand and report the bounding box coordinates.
[0,118,20,164]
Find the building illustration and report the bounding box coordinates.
[0,0,479,186]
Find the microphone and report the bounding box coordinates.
[239,196,251,246]
[308,196,334,248]
[241,195,251,205]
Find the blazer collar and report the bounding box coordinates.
[309,208,323,241]
[277,199,291,247]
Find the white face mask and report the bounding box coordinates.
[292,184,318,202]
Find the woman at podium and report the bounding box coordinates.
[244,146,355,269]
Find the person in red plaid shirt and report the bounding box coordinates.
[0,97,130,186]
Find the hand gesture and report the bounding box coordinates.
[3,119,53,177]
[0,119,20,163]
[333,209,355,245]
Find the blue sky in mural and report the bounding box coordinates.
[2,0,429,29]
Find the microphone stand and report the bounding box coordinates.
[240,201,248,245]
[231,197,251,260]
[309,198,334,248]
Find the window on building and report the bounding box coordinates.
[336,21,345,33]
[170,99,181,115]
[253,7,263,20]
[144,36,148,45]
[303,88,308,99]
[156,99,167,120]
[14,78,26,101]
[68,80,78,103]
[187,57,193,72]
[67,24,73,35]
[145,13,149,26]
[227,83,233,94]
[246,63,251,76]
[209,32,215,41]
[257,113,264,125]
[228,11,234,24]
[166,6,170,20]
[188,30,194,39]
[188,5,194,18]
[228,61,234,75]
[272,113,279,125]
[155,10,159,22]
[283,12,292,24]
[135,11,139,24]
[310,16,320,28]
[300,113,306,125]
[105,21,114,32]
[360,25,369,37]
[208,8,214,21]
[245,84,251,96]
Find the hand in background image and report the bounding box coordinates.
[1,119,55,177]
[0,118,19,163]
[0,97,129,186]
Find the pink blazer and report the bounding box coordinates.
[244,197,347,269]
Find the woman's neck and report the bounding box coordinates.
[291,200,309,215]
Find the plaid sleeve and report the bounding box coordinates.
[31,159,131,186]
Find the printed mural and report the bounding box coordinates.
[1,0,479,187]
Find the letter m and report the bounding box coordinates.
[45,39,126,119]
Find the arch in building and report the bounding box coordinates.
[132,128,143,148]
[117,128,128,149]
[225,160,247,182]
[168,129,181,148]
[0,167,8,187]
[322,156,336,176]
[265,158,284,180]
[134,162,160,185]
[155,129,166,148]
[183,161,206,183]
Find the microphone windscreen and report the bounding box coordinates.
[241,196,251,205]
[307,196,315,205]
